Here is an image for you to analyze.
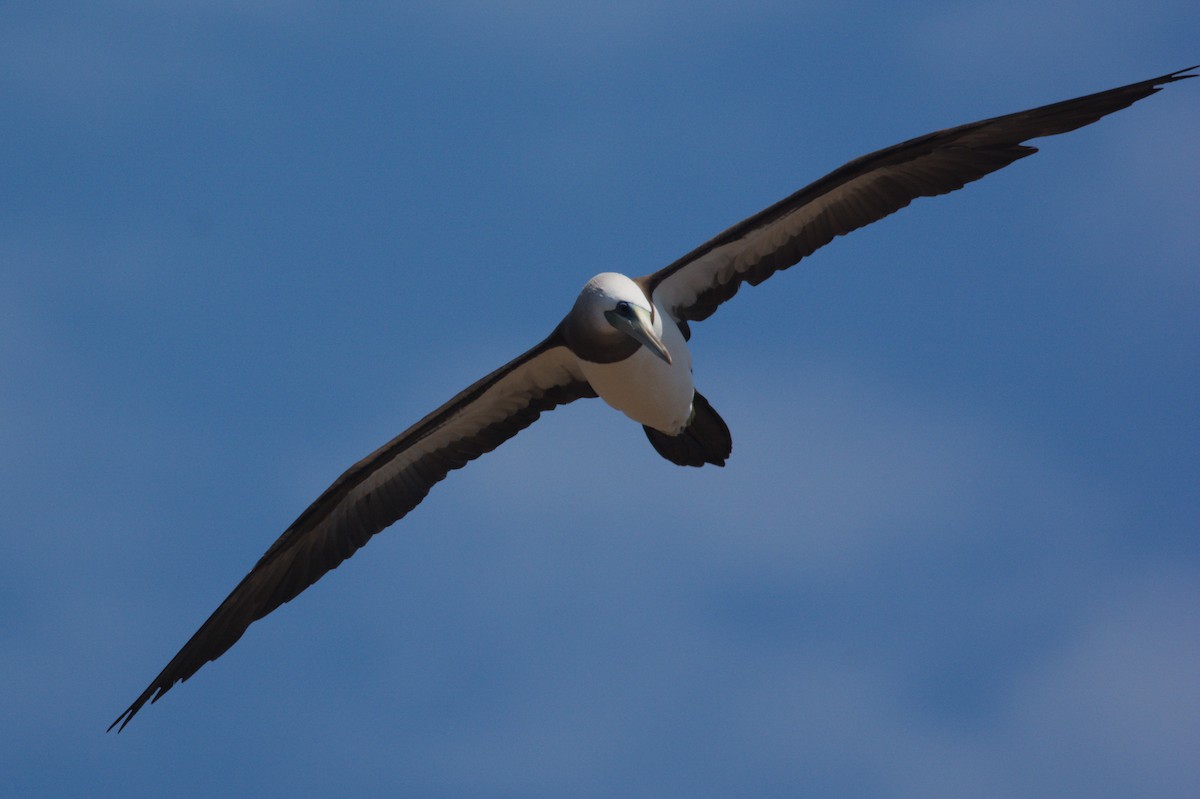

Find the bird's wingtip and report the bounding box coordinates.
[108,704,138,734]
[1161,65,1198,82]
[107,686,158,733]
[107,710,130,734]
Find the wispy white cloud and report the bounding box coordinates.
[999,569,1200,797]
[4,4,1196,796]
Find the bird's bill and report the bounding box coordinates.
[607,305,673,365]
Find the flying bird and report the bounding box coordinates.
[111,67,1195,731]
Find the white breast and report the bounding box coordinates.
[578,299,694,434]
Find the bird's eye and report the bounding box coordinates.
[615,301,632,317]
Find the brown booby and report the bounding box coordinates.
[110,67,1195,731]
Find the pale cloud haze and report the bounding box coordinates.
[2,2,1197,797]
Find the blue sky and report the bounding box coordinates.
[3,2,1197,797]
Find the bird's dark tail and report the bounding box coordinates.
[643,390,732,467]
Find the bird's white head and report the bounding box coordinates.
[576,272,649,324]
[565,272,672,365]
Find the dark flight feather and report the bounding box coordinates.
[110,334,593,731]
[645,68,1196,323]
